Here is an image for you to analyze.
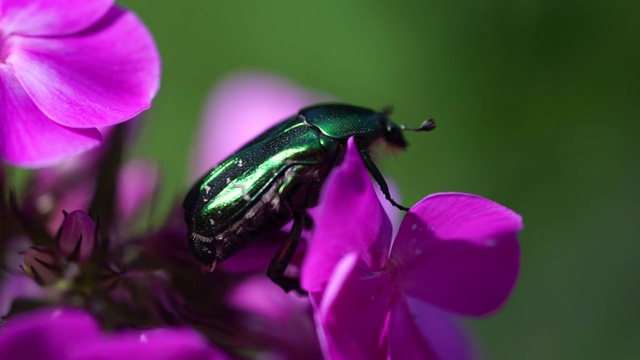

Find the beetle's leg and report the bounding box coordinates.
[303,213,314,229]
[268,212,306,294]
[355,144,410,211]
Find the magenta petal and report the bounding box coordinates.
[0,0,113,36]
[391,193,522,316]
[389,297,473,360]
[219,230,289,273]
[0,274,45,316]
[191,72,327,179]
[9,7,160,128]
[116,160,159,223]
[68,328,230,360]
[0,308,100,360]
[316,254,394,360]
[227,275,309,323]
[374,177,402,236]
[301,139,392,292]
[0,69,101,166]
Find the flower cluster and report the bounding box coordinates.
[0,2,523,359]
[301,139,521,359]
[0,308,230,360]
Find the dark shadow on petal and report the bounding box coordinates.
[72,6,128,37]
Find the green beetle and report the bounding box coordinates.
[183,104,434,292]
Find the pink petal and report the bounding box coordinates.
[0,308,100,359]
[389,297,474,360]
[68,328,231,360]
[226,275,320,360]
[116,160,159,224]
[8,7,160,129]
[44,180,94,234]
[0,68,102,167]
[227,275,310,323]
[390,193,522,316]
[374,177,402,237]
[0,0,113,36]
[0,274,45,316]
[190,72,328,180]
[301,139,392,292]
[218,230,289,273]
[227,275,321,359]
[316,254,394,360]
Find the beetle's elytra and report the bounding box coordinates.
[183,104,435,292]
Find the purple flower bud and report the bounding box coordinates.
[21,247,62,285]
[55,210,98,263]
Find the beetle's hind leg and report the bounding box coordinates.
[267,212,307,294]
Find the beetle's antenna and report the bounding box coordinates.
[401,119,436,132]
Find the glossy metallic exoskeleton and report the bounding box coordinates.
[183,104,434,292]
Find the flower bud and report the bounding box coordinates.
[55,210,98,263]
[21,247,62,285]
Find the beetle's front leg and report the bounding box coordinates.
[267,212,306,294]
[355,140,410,211]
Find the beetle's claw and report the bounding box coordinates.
[386,195,410,212]
[392,202,410,212]
[272,276,307,295]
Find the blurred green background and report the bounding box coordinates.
[118,1,640,359]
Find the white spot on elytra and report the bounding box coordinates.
[238,159,243,167]
[234,183,251,201]
[226,178,231,184]
[209,219,215,225]
[271,196,280,209]
[190,232,213,243]
[204,185,211,194]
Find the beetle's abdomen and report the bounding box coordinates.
[185,120,344,264]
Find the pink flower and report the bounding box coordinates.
[226,275,322,359]
[0,308,230,360]
[301,139,522,360]
[0,0,160,167]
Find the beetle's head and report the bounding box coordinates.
[379,106,436,150]
[382,119,409,149]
